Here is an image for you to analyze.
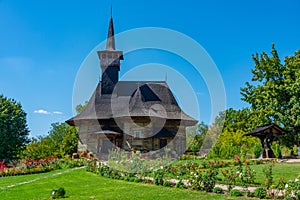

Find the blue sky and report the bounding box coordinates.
[0,0,299,137]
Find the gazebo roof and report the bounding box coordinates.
[245,124,287,137]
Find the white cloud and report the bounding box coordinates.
[53,111,63,115]
[34,109,51,115]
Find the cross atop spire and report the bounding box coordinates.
[106,7,115,50]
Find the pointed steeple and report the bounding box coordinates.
[97,9,123,95]
[106,7,115,50]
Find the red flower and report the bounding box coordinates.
[33,160,39,165]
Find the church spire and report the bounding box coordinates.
[97,10,123,95]
[106,7,115,50]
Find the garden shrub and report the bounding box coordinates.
[175,181,184,189]
[262,162,275,189]
[153,169,164,186]
[213,187,223,194]
[134,178,141,183]
[220,167,238,191]
[201,161,219,192]
[271,142,282,158]
[230,189,243,197]
[296,192,300,200]
[284,177,300,199]
[254,187,267,199]
[253,143,262,158]
[51,187,66,199]
[129,177,135,182]
[163,181,169,187]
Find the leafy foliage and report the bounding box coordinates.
[75,100,88,114]
[0,94,30,162]
[21,123,78,160]
[241,45,300,146]
[186,122,208,153]
[230,189,243,197]
[209,129,260,159]
[254,187,267,199]
[51,187,66,199]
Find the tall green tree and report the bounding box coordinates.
[223,108,255,133]
[241,45,300,146]
[22,123,78,160]
[75,100,88,114]
[186,122,208,152]
[0,95,30,161]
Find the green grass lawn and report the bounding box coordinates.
[214,162,300,187]
[250,162,300,184]
[0,168,245,200]
[1,162,299,199]
[0,169,71,188]
[175,159,300,185]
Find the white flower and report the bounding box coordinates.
[285,184,289,188]
[160,166,163,169]
[295,178,299,182]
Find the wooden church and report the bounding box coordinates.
[66,16,197,160]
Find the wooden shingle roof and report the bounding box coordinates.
[245,124,287,136]
[66,81,197,126]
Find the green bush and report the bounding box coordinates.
[153,169,164,186]
[271,142,282,158]
[213,187,223,194]
[175,181,184,189]
[230,189,243,197]
[129,177,135,182]
[296,192,300,200]
[134,178,141,183]
[51,187,66,199]
[163,181,169,187]
[202,162,219,192]
[253,143,262,158]
[254,187,267,199]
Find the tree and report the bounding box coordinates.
[186,122,208,153]
[75,100,88,114]
[223,108,255,133]
[22,123,78,159]
[210,129,260,159]
[21,102,86,160]
[241,45,300,146]
[208,108,261,159]
[58,123,78,156]
[0,94,30,161]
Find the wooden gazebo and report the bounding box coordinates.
[245,124,287,158]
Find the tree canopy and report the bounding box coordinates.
[22,122,78,160]
[241,45,300,146]
[0,94,30,161]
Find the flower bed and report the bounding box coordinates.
[86,150,300,199]
[0,157,85,177]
